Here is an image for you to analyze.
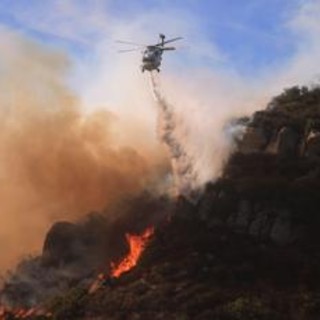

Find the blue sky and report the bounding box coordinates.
[108,0,299,74]
[0,0,305,77]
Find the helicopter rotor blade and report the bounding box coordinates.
[115,40,146,47]
[155,37,183,46]
[117,48,141,53]
[161,46,176,51]
[163,37,183,45]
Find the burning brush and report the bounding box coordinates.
[0,226,155,319]
[89,226,154,294]
[0,192,170,318]
[0,306,52,319]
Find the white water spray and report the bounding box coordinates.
[149,72,197,197]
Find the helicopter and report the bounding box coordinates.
[117,34,182,72]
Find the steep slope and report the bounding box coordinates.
[3,86,320,320]
[49,203,320,320]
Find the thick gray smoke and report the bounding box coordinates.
[150,72,197,198]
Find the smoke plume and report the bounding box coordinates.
[0,29,165,273]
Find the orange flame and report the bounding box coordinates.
[111,227,154,278]
[0,306,51,319]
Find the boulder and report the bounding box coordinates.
[42,221,80,266]
[236,126,270,154]
[305,130,320,158]
[276,127,300,158]
[42,214,110,271]
[249,208,275,238]
[270,210,292,245]
[228,200,252,231]
[198,190,217,222]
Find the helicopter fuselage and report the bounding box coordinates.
[117,34,181,72]
[141,46,163,72]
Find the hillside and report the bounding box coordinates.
[2,85,320,320]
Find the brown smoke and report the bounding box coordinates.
[0,30,165,272]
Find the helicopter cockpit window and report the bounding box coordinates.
[143,49,154,61]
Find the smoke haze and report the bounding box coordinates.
[0,29,166,272]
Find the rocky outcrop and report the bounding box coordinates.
[42,214,113,273]
[43,221,81,266]
[269,209,292,245]
[305,130,320,158]
[276,127,300,158]
[198,194,295,245]
[215,88,320,246]
[236,126,301,158]
[234,86,320,159]
[236,126,270,154]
